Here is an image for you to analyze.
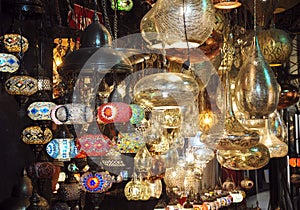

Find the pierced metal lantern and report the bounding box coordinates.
[27,162,56,179]
[5,75,38,96]
[0,53,20,73]
[27,102,56,121]
[21,125,53,144]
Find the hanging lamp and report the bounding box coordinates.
[140,0,215,49]
[234,0,280,119]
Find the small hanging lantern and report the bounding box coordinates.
[27,102,56,121]
[77,133,114,156]
[21,125,53,144]
[110,0,134,12]
[80,171,113,193]
[114,132,145,154]
[27,162,56,179]
[5,75,38,96]
[46,138,78,161]
[0,33,29,53]
[51,104,93,125]
[124,173,151,200]
[134,145,153,174]
[129,104,145,125]
[0,53,20,73]
[97,102,132,124]
[240,177,254,190]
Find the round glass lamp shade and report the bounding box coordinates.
[124,174,151,200]
[46,138,78,161]
[133,72,199,108]
[51,104,93,125]
[0,53,19,73]
[0,33,29,53]
[21,125,53,144]
[258,28,292,67]
[77,133,113,156]
[5,75,38,96]
[216,143,270,170]
[27,102,57,121]
[80,171,113,193]
[234,36,280,118]
[97,102,132,124]
[140,0,214,48]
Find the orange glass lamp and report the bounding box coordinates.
[289,158,300,168]
[213,0,242,9]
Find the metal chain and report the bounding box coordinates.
[101,0,113,38]
[113,0,118,41]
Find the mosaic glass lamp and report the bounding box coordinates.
[27,102,57,121]
[0,33,29,53]
[46,138,78,161]
[21,125,53,144]
[0,53,20,73]
[5,75,38,96]
[77,133,114,156]
[97,102,132,124]
[80,171,113,193]
[51,103,93,125]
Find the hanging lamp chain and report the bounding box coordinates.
[101,0,114,39]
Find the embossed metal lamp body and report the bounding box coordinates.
[258,28,292,67]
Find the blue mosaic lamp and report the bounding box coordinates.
[27,102,56,121]
[80,171,113,193]
[0,53,20,73]
[46,138,78,161]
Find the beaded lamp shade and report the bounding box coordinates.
[46,138,78,161]
[77,133,114,156]
[5,75,38,96]
[0,53,20,73]
[80,171,113,193]
[97,102,132,124]
[27,102,56,121]
[21,125,53,144]
[0,34,29,53]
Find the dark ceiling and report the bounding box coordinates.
[1,0,300,38]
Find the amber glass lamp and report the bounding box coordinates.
[213,0,242,9]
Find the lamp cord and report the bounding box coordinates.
[182,0,191,70]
